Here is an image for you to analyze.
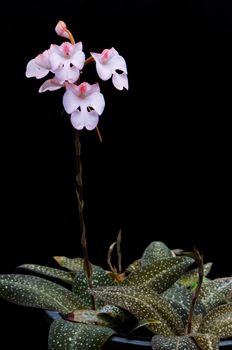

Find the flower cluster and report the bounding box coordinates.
[26,20,128,131]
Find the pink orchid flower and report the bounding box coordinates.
[49,42,85,84]
[26,49,51,79]
[55,20,70,39]
[91,48,128,90]
[63,82,105,130]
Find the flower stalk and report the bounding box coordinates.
[185,248,204,334]
[75,130,96,310]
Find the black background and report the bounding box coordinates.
[1,0,231,348]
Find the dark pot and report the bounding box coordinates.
[46,311,232,349]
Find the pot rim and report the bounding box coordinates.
[45,311,232,348]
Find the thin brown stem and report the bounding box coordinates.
[84,56,94,66]
[96,126,103,143]
[185,248,204,334]
[75,130,96,310]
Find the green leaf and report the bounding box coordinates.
[199,278,232,311]
[48,319,115,350]
[98,304,130,323]
[151,335,199,350]
[141,241,173,266]
[177,263,212,288]
[91,285,184,336]
[18,264,74,284]
[163,284,206,324]
[53,256,84,272]
[199,303,232,338]
[124,257,194,293]
[193,333,219,350]
[0,274,82,314]
[72,265,115,309]
[125,259,141,273]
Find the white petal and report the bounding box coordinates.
[90,52,102,64]
[112,72,129,90]
[96,62,112,80]
[110,54,128,74]
[26,59,49,79]
[35,50,51,69]
[87,92,105,115]
[55,66,80,84]
[63,90,81,114]
[71,110,99,130]
[75,41,83,51]
[71,50,85,69]
[39,78,63,93]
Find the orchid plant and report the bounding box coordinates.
[0,21,232,350]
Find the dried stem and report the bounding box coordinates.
[117,229,122,273]
[186,248,204,334]
[75,130,96,310]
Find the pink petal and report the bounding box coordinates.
[39,78,63,93]
[26,59,49,79]
[55,20,69,39]
[71,110,99,130]
[63,89,81,114]
[112,72,129,90]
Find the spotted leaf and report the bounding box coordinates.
[151,335,199,350]
[141,241,173,266]
[199,278,232,311]
[97,304,132,330]
[48,319,115,350]
[199,303,232,338]
[91,285,184,336]
[125,259,141,273]
[53,256,84,272]
[0,274,82,314]
[177,262,212,288]
[163,284,206,324]
[18,264,74,284]
[72,265,115,309]
[193,333,219,350]
[124,257,194,293]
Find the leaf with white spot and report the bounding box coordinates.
[97,304,132,330]
[72,265,115,309]
[163,284,206,324]
[48,319,115,350]
[91,285,184,336]
[151,335,199,350]
[141,241,173,266]
[177,262,212,289]
[126,259,141,273]
[199,303,232,338]
[124,257,194,293]
[18,264,74,284]
[199,278,232,311]
[0,274,82,314]
[193,333,219,350]
[53,256,84,272]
